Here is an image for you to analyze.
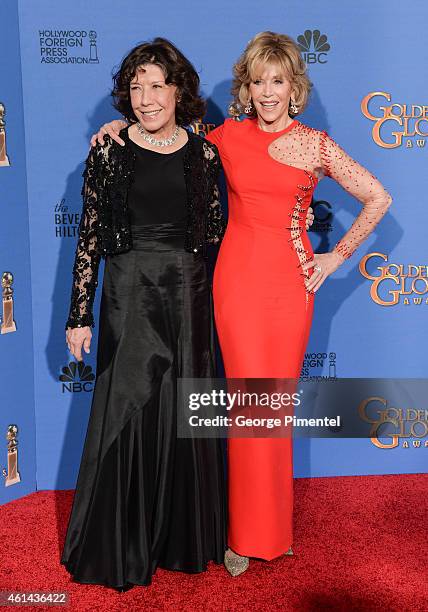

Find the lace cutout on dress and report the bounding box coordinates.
[284,171,315,302]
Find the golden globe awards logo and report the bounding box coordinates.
[361,92,427,148]
[360,253,428,306]
[359,397,428,450]
[39,30,99,64]
[189,119,216,137]
[297,30,330,64]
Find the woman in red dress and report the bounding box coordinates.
[92,31,392,577]
[204,32,392,575]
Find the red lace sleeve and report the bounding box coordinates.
[320,132,392,260]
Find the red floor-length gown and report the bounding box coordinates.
[207,117,392,559]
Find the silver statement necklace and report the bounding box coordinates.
[136,122,180,147]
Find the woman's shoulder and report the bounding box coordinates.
[204,116,251,149]
[223,117,251,132]
[295,120,328,139]
[187,129,220,157]
[90,128,130,160]
[84,129,134,185]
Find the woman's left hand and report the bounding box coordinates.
[302,251,345,293]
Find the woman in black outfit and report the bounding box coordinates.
[61,38,227,590]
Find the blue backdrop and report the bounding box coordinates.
[0,0,37,505]
[1,0,426,502]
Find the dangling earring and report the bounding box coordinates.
[228,104,242,121]
[289,99,298,115]
[244,99,253,114]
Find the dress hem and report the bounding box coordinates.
[227,541,293,561]
[61,555,225,589]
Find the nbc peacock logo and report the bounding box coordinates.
[297,30,330,64]
[59,360,95,393]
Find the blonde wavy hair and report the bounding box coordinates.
[229,31,312,118]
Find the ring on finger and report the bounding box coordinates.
[314,264,322,273]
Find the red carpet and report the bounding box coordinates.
[1,474,426,611]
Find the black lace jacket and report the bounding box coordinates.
[66,128,225,329]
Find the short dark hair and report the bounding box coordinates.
[112,37,206,126]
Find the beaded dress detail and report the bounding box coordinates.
[269,122,392,260]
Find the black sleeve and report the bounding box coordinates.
[204,142,226,245]
[65,146,104,329]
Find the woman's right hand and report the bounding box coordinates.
[66,326,92,362]
[90,119,128,147]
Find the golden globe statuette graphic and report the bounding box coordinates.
[89,31,99,64]
[3,425,21,486]
[1,272,17,334]
[0,102,11,167]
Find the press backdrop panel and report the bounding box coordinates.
[7,0,428,491]
[0,0,37,505]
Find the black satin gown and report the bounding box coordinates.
[61,140,227,588]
